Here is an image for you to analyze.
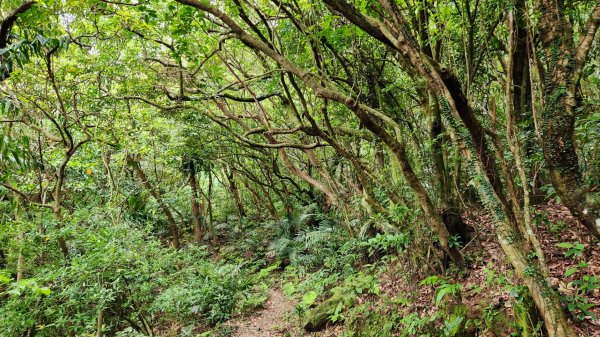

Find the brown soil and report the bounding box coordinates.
[232,289,295,337]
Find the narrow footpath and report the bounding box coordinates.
[233,289,295,337]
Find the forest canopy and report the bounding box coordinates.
[0,0,599,336]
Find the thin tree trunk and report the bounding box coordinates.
[102,151,115,201]
[506,8,548,276]
[54,158,70,259]
[54,206,69,258]
[14,200,25,281]
[96,308,103,337]
[427,90,451,209]
[188,160,203,244]
[0,248,6,269]
[128,154,180,249]
[225,167,246,219]
[207,168,214,241]
[495,224,574,337]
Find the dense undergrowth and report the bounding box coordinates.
[263,205,599,337]
[1,200,599,337]
[2,200,599,337]
[0,206,269,337]
[9,202,594,337]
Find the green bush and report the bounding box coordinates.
[0,218,259,336]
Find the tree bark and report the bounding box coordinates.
[495,225,574,337]
[535,1,600,239]
[188,160,204,244]
[225,167,246,219]
[426,90,451,209]
[128,154,180,249]
[96,308,103,337]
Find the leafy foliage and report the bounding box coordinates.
[1,0,599,336]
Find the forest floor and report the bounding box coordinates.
[230,289,295,337]
[229,289,341,337]
[223,201,600,337]
[375,201,600,336]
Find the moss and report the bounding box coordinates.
[510,288,543,337]
[488,309,512,336]
[439,97,509,227]
[303,292,357,332]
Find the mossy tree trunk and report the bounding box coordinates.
[534,1,600,239]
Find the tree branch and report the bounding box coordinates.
[574,4,600,82]
[0,1,36,49]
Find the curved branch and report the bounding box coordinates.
[574,4,600,82]
[0,182,53,209]
[168,91,282,102]
[243,126,302,137]
[125,26,173,50]
[210,111,324,149]
[0,1,36,49]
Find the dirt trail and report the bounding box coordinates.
[233,289,295,337]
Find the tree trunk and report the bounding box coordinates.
[541,103,600,239]
[14,201,25,281]
[102,151,115,201]
[495,224,574,337]
[0,248,6,269]
[54,206,70,259]
[225,167,246,219]
[188,160,203,244]
[427,90,451,209]
[53,158,71,259]
[349,103,463,263]
[128,154,180,249]
[16,241,24,281]
[96,308,103,337]
[207,168,215,241]
[535,0,600,239]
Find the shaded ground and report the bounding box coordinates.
[232,289,295,337]
[377,202,600,336]
[232,202,599,336]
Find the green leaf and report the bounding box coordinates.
[282,282,295,295]
[564,267,578,277]
[556,242,573,249]
[0,273,10,284]
[7,288,21,296]
[442,316,464,336]
[436,287,451,306]
[302,291,318,306]
[38,287,51,296]
[420,275,440,286]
